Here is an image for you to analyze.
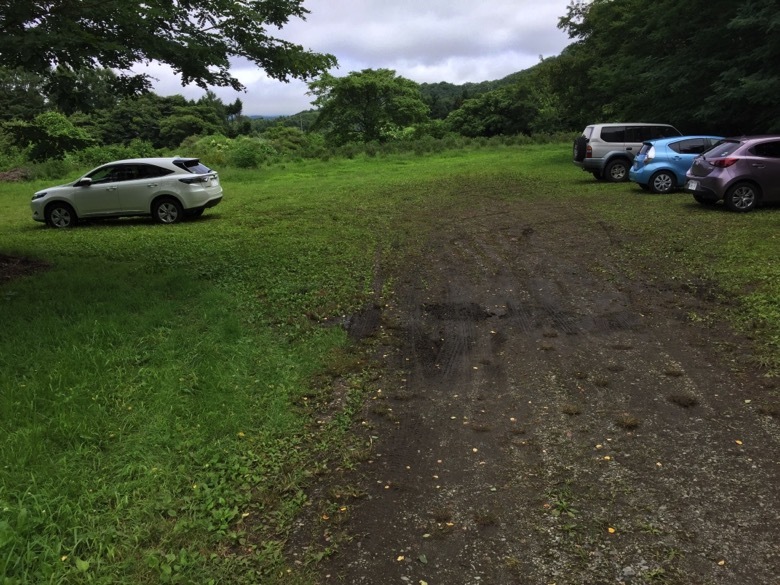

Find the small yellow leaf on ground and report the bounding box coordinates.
[735,440,743,445]
[397,555,405,562]
[718,560,726,566]
[608,527,616,534]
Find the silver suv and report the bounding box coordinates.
[573,123,682,182]
[31,157,223,228]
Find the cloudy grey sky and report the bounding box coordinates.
[142,0,574,116]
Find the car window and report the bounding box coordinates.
[705,141,741,158]
[136,164,173,179]
[174,159,212,174]
[626,127,652,142]
[751,141,780,158]
[673,139,707,155]
[583,126,594,139]
[600,126,625,143]
[638,143,653,155]
[87,165,126,184]
[653,126,681,139]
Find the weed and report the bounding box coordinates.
[615,414,641,430]
[547,483,578,519]
[668,394,698,408]
[473,510,499,527]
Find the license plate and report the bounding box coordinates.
[686,180,699,190]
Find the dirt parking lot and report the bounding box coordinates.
[293,195,779,585]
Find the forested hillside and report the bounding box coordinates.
[0,0,777,174]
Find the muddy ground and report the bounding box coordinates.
[292,195,779,585]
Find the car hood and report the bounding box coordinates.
[35,181,81,196]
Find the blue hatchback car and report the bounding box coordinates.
[630,135,723,193]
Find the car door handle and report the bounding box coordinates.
[146,183,158,188]
[751,164,765,168]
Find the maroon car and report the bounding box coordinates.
[685,135,780,212]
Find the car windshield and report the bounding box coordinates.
[174,159,212,174]
[638,143,653,155]
[704,140,740,159]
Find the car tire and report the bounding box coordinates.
[724,182,759,212]
[45,202,78,228]
[591,171,604,181]
[152,197,183,224]
[573,136,587,162]
[604,159,630,182]
[693,193,716,206]
[649,170,676,194]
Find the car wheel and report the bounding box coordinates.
[724,182,759,212]
[573,137,588,162]
[693,193,717,206]
[45,202,77,228]
[152,197,183,224]
[604,159,629,182]
[649,171,676,194]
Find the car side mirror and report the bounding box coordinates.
[75,177,92,187]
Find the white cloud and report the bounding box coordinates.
[147,0,573,116]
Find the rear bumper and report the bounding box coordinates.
[683,179,720,201]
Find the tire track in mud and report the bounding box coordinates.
[310,200,779,585]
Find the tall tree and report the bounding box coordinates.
[308,69,430,145]
[555,0,775,134]
[0,68,46,121]
[0,0,337,93]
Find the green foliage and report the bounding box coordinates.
[4,111,94,161]
[0,68,46,121]
[44,68,122,116]
[67,141,159,170]
[308,69,430,145]
[159,111,222,149]
[0,0,337,93]
[227,137,269,168]
[555,0,779,134]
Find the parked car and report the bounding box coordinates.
[573,123,682,182]
[629,135,723,194]
[30,157,223,228]
[685,136,780,212]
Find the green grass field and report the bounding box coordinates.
[1,144,778,583]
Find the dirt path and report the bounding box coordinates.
[296,197,779,584]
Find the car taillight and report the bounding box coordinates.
[710,158,738,168]
[178,175,210,184]
[586,145,592,158]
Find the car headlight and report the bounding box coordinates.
[31,192,47,200]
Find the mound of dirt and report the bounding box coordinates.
[0,254,50,284]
